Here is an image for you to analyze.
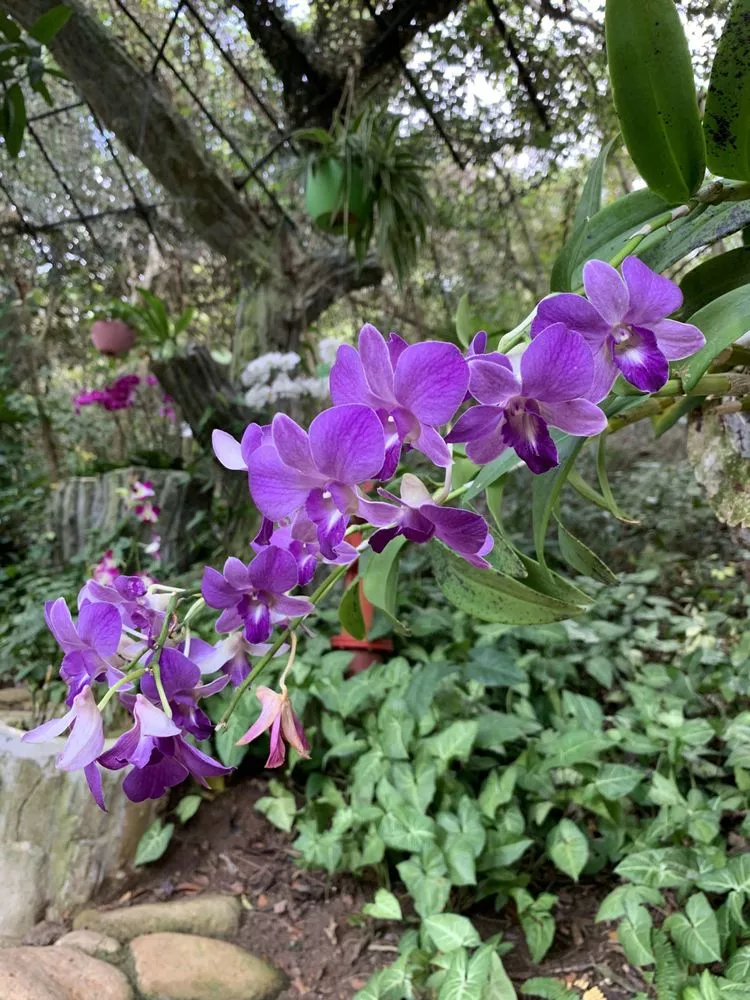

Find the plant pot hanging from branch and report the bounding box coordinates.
[90,318,136,356]
[304,158,371,236]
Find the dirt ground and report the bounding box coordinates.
[93,779,646,999]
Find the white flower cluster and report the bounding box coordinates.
[241,348,340,409]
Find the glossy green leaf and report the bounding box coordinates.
[363,888,402,921]
[430,541,590,626]
[484,954,517,1000]
[679,284,750,390]
[464,448,524,500]
[423,913,481,952]
[618,904,655,966]
[651,395,703,440]
[667,893,721,964]
[559,188,670,291]
[339,577,366,640]
[361,536,408,632]
[547,819,589,881]
[135,818,175,866]
[596,436,639,524]
[551,136,618,291]
[531,439,585,570]
[174,794,202,823]
[555,515,617,583]
[397,857,451,919]
[680,247,750,317]
[605,0,705,202]
[595,764,644,800]
[28,5,72,45]
[3,82,25,159]
[704,0,750,180]
[640,199,750,274]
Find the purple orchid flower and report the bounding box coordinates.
[138,647,227,741]
[236,685,310,767]
[248,405,385,558]
[531,257,706,400]
[252,515,358,586]
[211,422,269,472]
[359,473,494,568]
[23,686,106,808]
[186,633,283,687]
[201,546,314,644]
[79,575,167,637]
[44,597,123,704]
[447,323,608,474]
[329,324,469,474]
[98,694,230,803]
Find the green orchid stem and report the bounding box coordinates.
[97,663,147,711]
[614,373,750,398]
[216,560,352,730]
[606,398,673,433]
[606,205,691,271]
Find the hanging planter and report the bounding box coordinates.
[304,157,370,236]
[90,318,136,356]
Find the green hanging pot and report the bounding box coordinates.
[305,157,370,235]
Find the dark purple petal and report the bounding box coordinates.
[614,326,670,392]
[212,429,246,470]
[123,753,188,802]
[400,509,435,545]
[201,566,240,610]
[76,602,122,655]
[468,330,488,356]
[114,576,147,600]
[393,342,469,425]
[370,525,401,552]
[253,516,275,548]
[469,358,520,405]
[446,405,504,443]
[329,344,379,408]
[174,738,232,782]
[376,431,402,481]
[249,445,321,520]
[308,405,385,485]
[84,762,106,811]
[244,600,272,644]
[520,324,594,403]
[537,398,608,437]
[502,404,559,474]
[582,259,629,325]
[359,324,396,402]
[531,295,611,342]
[98,723,140,770]
[154,647,202,696]
[45,598,84,651]
[621,256,683,325]
[272,413,317,474]
[247,545,298,595]
[423,505,492,560]
[645,318,705,361]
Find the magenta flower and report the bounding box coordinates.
[74,374,141,413]
[447,323,608,474]
[248,405,385,558]
[236,685,310,767]
[330,324,469,473]
[92,550,121,586]
[531,257,705,400]
[23,686,106,808]
[359,473,494,568]
[201,546,314,644]
[211,422,269,472]
[130,480,155,501]
[45,597,123,703]
[80,575,166,637]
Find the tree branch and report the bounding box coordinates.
[0,0,265,262]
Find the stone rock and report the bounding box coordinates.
[21,920,67,946]
[0,945,132,999]
[0,688,33,707]
[55,929,122,958]
[129,932,285,1000]
[74,894,241,942]
[0,722,159,934]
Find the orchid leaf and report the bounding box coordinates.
[361,536,408,633]
[679,247,750,317]
[640,199,750,274]
[605,0,704,202]
[555,515,617,583]
[596,436,639,524]
[704,0,750,181]
[531,438,585,570]
[679,283,750,390]
[339,577,366,640]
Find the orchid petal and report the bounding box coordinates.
[134,694,182,737]
[265,713,287,768]
[468,358,520,405]
[446,405,504,443]
[272,413,317,474]
[248,545,299,594]
[45,598,85,651]
[309,405,385,485]
[76,602,122,655]
[222,556,251,591]
[520,324,595,403]
[201,566,240,610]
[22,706,75,743]
[329,344,379,408]
[582,259,629,324]
[85,762,106,811]
[645,318,706,360]
[394,342,469,425]
[280,700,310,757]
[538,398,608,436]
[621,256,683,324]
[249,445,322,520]
[58,688,105,771]
[212,429,246,470]
[244,600,272,644]
[400,473,433,509]
[502,405,559,475]
[272,594,315,618]
[237,686,282,745]
[413,424,452,468]
[614,326,669,392]
[531,294,611,342]
[387,332,409,368]
[359,324,395,401]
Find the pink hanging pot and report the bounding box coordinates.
[90,319,136,356]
